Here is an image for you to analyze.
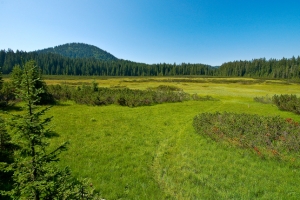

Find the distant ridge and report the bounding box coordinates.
[35,43,118,61]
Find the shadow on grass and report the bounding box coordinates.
[45,130,60,138]
[52,101,72,106]
[0,103,22,112]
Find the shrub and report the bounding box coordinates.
[193,112,300,158]
[272,94,300,114]
[47,83,216,107]
[253,95,273,104]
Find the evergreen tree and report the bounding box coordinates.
[0,67,4,106]
[10,61,55,105]
[0,117,15,200]
[1,61,98,199]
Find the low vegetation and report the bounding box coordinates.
[47,83,216,107]
[253,95,273,104]
[193,112,300,160]
[254,94,300,115]
[273,94,300,114]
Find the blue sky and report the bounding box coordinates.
[1,0,300,66]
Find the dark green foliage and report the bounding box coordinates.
[218,57,300,79]
[47,84,211,107]
[0,82,16,106]
[0,67,5,107]
[1,47,300,78]
[0,118,15,199]
[1,61,99,199]
[35,43,118,61]
[46,84,73,101]
[273,94,300,114]
[10,61,55,105]
[0,68,3,90]
[0,49,214,76]
[193,112,300,158]
[0,118,13,163]
[10,65,23,88]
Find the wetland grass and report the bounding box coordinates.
[3,77,300,199]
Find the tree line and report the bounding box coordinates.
[218,57,300,79]
[1,49,300,79]
[0,49,214,76]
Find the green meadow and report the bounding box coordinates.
[7,77,300,199]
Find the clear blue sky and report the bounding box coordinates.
[1,0,300,66]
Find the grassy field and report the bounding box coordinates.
[5,77,300,199]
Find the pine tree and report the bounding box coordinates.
[1,60,98,199]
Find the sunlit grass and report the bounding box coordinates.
[47,95,300,198]
[41,76,300,99]
[4,77,300,199]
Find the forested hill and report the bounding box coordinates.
[0,49,213,76]
[35,43,118,61]
[0,47,300,79]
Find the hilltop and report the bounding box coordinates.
[35,43,118,61]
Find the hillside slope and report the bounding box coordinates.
[35,43,118,61]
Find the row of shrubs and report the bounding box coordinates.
[193,112,300,159]
[47,83,217,107]
[254,94,300,115]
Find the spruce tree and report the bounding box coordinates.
[0,117,15,200]
[1,60,98,199]
[10,62,55,105]
[0,66,14,199]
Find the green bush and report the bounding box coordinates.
[48,84,214,107]
[193,112,300,158]
[272,94,300,114]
